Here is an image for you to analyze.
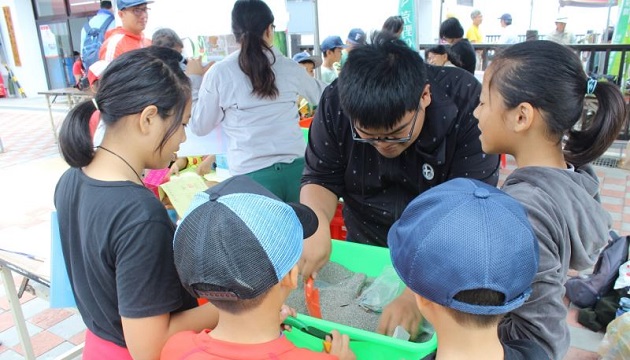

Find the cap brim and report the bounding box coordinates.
[287,203,318,238]
[205,176,318,239]
[305,56,322,68]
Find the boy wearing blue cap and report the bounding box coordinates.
[389,178,547,359]
[161,176,355,360]
[320,36,346,84]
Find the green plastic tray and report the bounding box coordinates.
[285,240,437,359]
[301,127,309,143]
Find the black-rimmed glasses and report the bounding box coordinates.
[350,104,421,144]
[127,6,150,16]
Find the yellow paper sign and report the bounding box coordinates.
[160,173,209,217]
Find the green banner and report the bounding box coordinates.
[398,0,417,50]
[610,0,630,87]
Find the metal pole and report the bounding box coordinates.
[313,0,321,79]
[529,0,534,30]
[604,0,613,43]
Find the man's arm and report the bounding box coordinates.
[299,184,338,279]
[300,83,347,279]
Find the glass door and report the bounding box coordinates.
[37,21,74,89]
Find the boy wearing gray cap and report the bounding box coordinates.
[161,176,355,360]
[389,178,547,359]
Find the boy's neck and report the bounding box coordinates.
[209,299,284,345]
[434,323,504,360]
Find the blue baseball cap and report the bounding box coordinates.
[292,51,322,69]
[320,36,347,53]
[389,178,539,315]
[117,0,153,10]
[347,28,366,45]
[173,176,318,301]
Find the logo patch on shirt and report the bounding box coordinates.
[422,163,435,181]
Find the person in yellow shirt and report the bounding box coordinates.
[466,9,483,43]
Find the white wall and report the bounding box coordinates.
[0,0,48,95]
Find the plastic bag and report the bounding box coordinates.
[598,312,630,360]
[358,266,404,313]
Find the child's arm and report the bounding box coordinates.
[196,155,216,176]
[121,303,219,360]
[326,330,356,360]
[169,157,189,176]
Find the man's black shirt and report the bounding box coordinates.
[302,65,499,246]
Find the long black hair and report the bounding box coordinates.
[231,0,278,99]
[488,40,626,167]
[58,46,191,168]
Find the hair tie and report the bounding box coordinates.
[586,78,597,95]
[92,98,100,111]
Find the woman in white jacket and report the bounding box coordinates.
[190,0,325,202]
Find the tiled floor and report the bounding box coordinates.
[0,96,627,359]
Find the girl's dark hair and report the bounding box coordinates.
[58,46,191,168]
[427,45,447,55]
[152,28,184,50]
[231,0,278,99]
[382,15,404,35]
[439,18,464,39]
[427,45,458,66]
[489,40,627,167]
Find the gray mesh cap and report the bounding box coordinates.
[173,176,318,300]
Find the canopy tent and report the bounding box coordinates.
[560,0,618,7]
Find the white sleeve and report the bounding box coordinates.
[297,69,326,106]
[190,68,223,137]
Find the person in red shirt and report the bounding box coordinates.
[161,175,355,360]
[99,0,152,62]
[72,51,84,87]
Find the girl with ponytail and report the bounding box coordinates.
[190,0,325,202]
[473,40,627,360]
[55,46,219,360]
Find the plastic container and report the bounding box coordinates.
[284,240,438,359]
[330,202,347,240]
[300,118,312,144]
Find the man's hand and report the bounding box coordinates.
[327,330,356,360]
[377,288,423,339]
[299,184,339,280]
[299,219,332,280]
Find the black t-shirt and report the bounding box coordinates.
[54,168,197,347]
[302,65,499,246]
[422,339,549,360]
[450,39,477,74]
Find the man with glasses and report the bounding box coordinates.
[99,0,153,62]
[300,32,500,338]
